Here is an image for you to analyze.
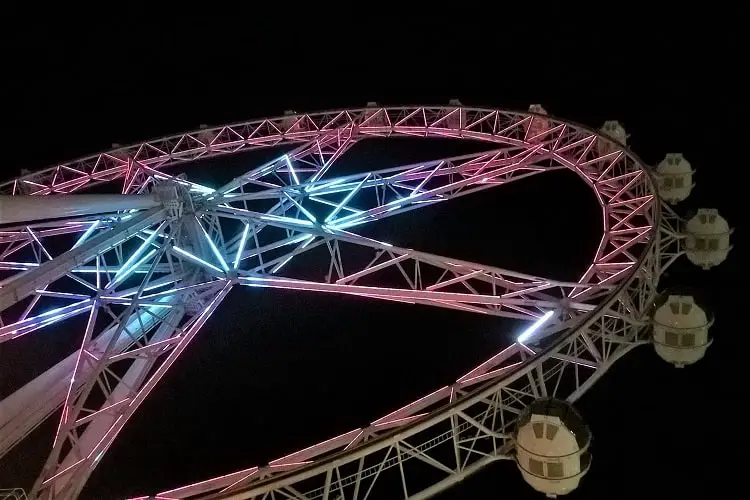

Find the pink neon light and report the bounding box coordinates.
[50,285,233,492]
[372,413,428,430]
[57,305,98,454]
[269,461,313,469]
[157,467,259,497]
[517,343,536,355]
[372,386,451,425]
[5,107,658,498]
[458,362,525,388]
[343,430,366,451]
[240,277,565,314]
[40,457,86,485]
[269,428,362,466]
[218,468,262,493]
[458,344,518,383]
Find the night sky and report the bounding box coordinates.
[1,16,744,500]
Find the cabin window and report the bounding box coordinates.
[547,462,564,478]
[532,422,544,439]
[708,239,720,251]
[681,333,696,348]
[546,424,559,441]
[665,331,680,347]
[529,458,545,476]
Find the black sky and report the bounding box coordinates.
[1,15,745,500]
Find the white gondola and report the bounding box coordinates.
[514,398,591,497]
[597,120,627,155]
[684,209,733,269]
[652,294,713,367]
[656,153,694,203]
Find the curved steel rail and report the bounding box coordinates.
[0,106,677,499]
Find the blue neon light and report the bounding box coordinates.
[283,193,317,223]
[284,155,300,185]
[271,235,314,273]
[234,224,250,270]
[172,246,224,274]
[110,249,158,288]
[72,220,101,249]
[196,218,229,272]
[108,224,165,287]
[258,214,314,227]
[325,174,370,223]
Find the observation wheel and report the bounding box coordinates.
[0,103,731,500]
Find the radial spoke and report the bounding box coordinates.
[235,226,602,321]
[209,146,557,233]
[200,146,563,283]
[240,276,594,321]
[0,207,169,311]
[32,281,232,499]
[0,295,179,459]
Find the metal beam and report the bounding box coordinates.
[0,207,168,310]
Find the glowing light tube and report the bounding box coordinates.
[325,174,370,223]
[172,246,224,274]
[109,249,158,289]
[196,217,229,272]
[108,221,167,288]
[284,155,300,185]
[233,224,250,270]
[271,235,315,273]
[517,310,555,343]
[71,220,101,249]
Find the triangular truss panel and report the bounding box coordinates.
[0,106,686,500]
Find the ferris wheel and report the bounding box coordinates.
[0,103,732,500]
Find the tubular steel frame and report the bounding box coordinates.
[0,106,683,499]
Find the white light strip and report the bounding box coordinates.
[172,246,224,274]
[271,235,315,273]
[283,192,317,223]
[71,220,101,249]
[108,221,166,288]
[110,249,158,288]
[196,217,229,272]
[325,174,370,223]
[233,224,250,270]
[285,155,300,185]
[517,310,555,343]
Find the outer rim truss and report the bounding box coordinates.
[0,106,660,499]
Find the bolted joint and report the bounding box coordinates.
[184,293,205,315]
[152,183,181,211]
[557,297,573,313]
[152,181,195,216]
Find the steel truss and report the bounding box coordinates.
[0,106,677,499]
